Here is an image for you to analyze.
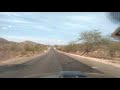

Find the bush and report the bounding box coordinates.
[57,30,120,60]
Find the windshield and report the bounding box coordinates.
[0,12,120,78]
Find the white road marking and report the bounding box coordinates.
[92,67,98,69]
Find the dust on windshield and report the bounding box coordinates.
[0,12,120,78]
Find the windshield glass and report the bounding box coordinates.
[0,12,120,78]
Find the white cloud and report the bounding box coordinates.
[1,27,8,30]
[9,19,31,24]
[0,18,31,24]
[67,16,93,22]
[0,12,117,45]
[64,23,79,27]
[34,25,54,32]
[8,25,12,28]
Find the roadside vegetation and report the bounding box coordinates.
[0,39,48,61]
[56,30,120,61]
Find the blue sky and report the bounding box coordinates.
[0,12,119,45]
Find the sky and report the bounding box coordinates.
[0,12,119,45]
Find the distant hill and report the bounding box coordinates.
[21,41,39,45]
[0,38,46,46]
[0,37,48,61]
[20,41,46,46]
[0,38,18,45]
[0,38,9,44]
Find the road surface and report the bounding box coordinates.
[0,47,113,78]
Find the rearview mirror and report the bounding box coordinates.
[112,27,120,38]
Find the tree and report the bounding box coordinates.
[78,30,102,55]
[100,35,112,45]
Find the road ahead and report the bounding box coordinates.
[0,47,113,78]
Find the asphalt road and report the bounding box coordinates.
[0,48,113,78]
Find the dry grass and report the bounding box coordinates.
[57,44,120,61]
[0,40,48,61]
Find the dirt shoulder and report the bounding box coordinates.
[57,50,120,68]
[56,50,120,78]
[0,50,49,66]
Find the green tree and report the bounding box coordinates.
[78,30,102,55]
